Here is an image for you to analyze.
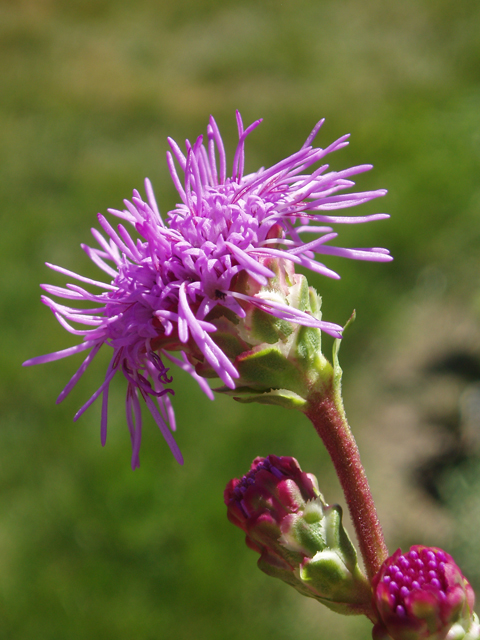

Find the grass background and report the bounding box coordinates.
[2,0,480,638]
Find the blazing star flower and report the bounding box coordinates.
[23,112,391,468]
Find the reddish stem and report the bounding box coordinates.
[305,386,388,580]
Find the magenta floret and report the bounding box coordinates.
[372,546,476,640]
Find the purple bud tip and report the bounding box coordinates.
[238,456,286,486]
[372,545,476,640]
[224,455,318,535]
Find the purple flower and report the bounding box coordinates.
[23,112,391,468]
[372,546,476,640]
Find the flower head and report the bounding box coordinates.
[372,546,478,640]
[224,455,372,615]
[23,112,391,468]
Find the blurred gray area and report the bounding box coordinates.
[2,0,480,638]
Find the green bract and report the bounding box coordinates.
[271,497,371,615]
[207,259,336,411]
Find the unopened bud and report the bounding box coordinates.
[372,546,479,640]
[224,455,372,616]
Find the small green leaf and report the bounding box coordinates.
[332,311,356,394]
[233,389,307,410]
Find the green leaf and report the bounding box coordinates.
[332,311,356,395]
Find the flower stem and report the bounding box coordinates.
[305,385,388,580]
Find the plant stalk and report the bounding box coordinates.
[305,386,388,580]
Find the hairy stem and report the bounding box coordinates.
[305,386,388,580]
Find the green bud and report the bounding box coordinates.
[224,455,372,616]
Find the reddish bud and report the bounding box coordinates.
[225,455,372,616]
[372,546,477,640]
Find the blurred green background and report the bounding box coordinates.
[2,0,480,638]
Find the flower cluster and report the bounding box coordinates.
[24,112,391,468]
[372,546,477,640]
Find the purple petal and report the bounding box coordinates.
[56,342,103,404]
[23,340,98,366]
[46,263,117,290]
[143,395,184,465]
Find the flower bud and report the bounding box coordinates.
[224,455,372,616]
[372,546,479,640]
